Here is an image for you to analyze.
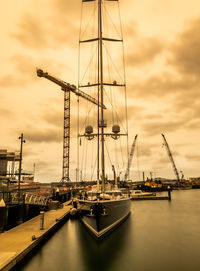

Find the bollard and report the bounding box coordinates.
[167,186,171,201]
[40,211,45,230]
[0,199,6,232]
[32,235,36,241]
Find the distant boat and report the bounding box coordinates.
[130,190,156,199]
[77,0,130,239]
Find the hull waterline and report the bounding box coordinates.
[79,198,130,239]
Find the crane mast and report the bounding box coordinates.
[161,134,180,183]
[124,135,138,182]
[37,68,105,182]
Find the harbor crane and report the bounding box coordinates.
[36,69,106,182]
[161,134,180,183]
[124,134,138,182]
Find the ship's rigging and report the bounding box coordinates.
[78,0,129,185]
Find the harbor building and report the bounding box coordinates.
[0,149,20,177]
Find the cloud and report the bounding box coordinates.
[41,110,63,128]
[185,120,200,129]
[13,13,48,50]
[23,147,39,157]
[157,149,179,166]
[125,17,200,103]
[185,154,200,162]
[22,127,63,143]
[126,37,164,66]
[157,156,171,165]
[142,120,185,136]
[127,71,199,99]
[0,74,30,88]
[40,107,83,133]
[123,20,138,39]
[12,1,80,50]
[51,0,80,16]
[111,139,154,158]
[137,143,152,157]
[169,17,200,77]
[0,54,70,88]
[34,159,52,169]
[124,17,200,135]
[0,107,13,118]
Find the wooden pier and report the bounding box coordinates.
[0,201,72,271]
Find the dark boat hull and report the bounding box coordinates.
[79,198,130,239]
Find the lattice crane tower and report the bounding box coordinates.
[37,69,106,182]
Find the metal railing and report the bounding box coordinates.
[0,191,51,206]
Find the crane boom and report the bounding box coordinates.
[124,134,138,182]
[36,68,106,182]
[37,69,106,109]
[161,134,180,182]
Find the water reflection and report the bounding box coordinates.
[77,216,132,271]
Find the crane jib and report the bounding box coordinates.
[36,68,106,109]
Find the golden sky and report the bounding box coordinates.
[1,0,200,182]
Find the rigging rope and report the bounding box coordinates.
[137,142,140,181]
[105,141,113,171]
[103,43,125,83]
[103,1,122,39]
[77,2,84,182]
[80,2,98,41]
[79,43,98,85]
[118,0,129,162]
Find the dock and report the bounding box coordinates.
[0,201,72,271]
[131,195,170,200]
[131,193,171,201]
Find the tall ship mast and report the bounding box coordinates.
[78,0,130,239]
[78,0,128,184]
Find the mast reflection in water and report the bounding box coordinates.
[17,190,200,271]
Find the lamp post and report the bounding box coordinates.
[18,133,25,202]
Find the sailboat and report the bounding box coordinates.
[77,0,130,239]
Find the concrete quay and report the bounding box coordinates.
[0,201,72,271]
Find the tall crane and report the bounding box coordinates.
[37,69,106,182]
[124,134,138,182]
[161,134,180,183]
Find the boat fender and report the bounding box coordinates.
[70,208,77,216]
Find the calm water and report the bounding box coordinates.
[17,190,200,271]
